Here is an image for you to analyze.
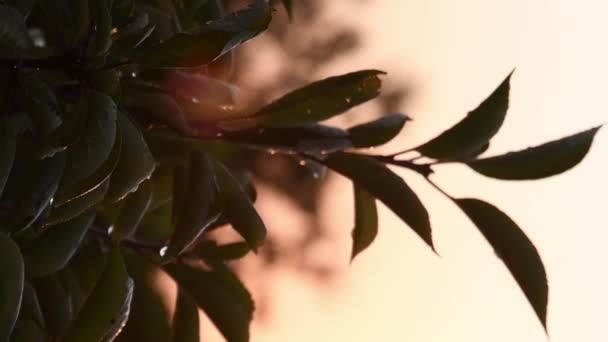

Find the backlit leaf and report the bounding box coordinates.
[323,152,433,249]
[417,72,512,159]
[468,126,601,180]
[347,113,409,148]
[456,198,548,329]
[351,186,378,261]
[213,160,267,251]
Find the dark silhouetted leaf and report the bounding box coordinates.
[255,70,385,128]
[10,320,46,342]
[67,241,107,300]
[225,124,351,155]
[133,0,271,67]
[55,92,118,205]
[9,152,66,230]
[456,198,547,328]
[0,232,24,340]
[18,283,45,328]
[0,4,30,50]
[120,251,171,342]
[417,72,512,159]
[112,179,153,241]
[61,246,134,341]
[165,262,253,342]
[23,211,95,278]
[6,0,35,19]
[351,186,378,261]
[213,160,267,251]
[347,113,409,148]
[33,275,72,337]
[173,289,200,342]
[106,111,156,202]
[163,153,220,261]
[323,152,433,249]
[0,119,17,195]
[468,126,602,180]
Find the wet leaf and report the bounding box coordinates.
[456,198,548,329]
[255,70,385,127]
[468,126,602,180]
[417,72,512,159]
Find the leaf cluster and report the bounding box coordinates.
[0,0,601,341]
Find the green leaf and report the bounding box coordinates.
[58,267,87,317]
[132,0,271,67]
[163,152,220,261]
[0,232,24,341]
[37,99,86,159]
[111,0,134,27]
[323,152,433,249]
[45,179,109,227]
[191,241,251,261]
[33,275,72,337]
[112,179,153,241]
[66,241,107,300]
[0,4,30,51]
[347,113,409,148]
[0,119,17,195]
[9,152,66,231]
[213,160,267,251]
[255,70,385,128]
[18,283,45,329]
[351,186,378,261]
[165,262,253,342]
[417,72,512,159]
[467,126,602,180]
[172,288,200,342]
[119,250,171,342]
[55,91,119,205]
[106,111,157,202]
[22,211,95,278]
[456,198,548,328]
[87,0,113,57]
[61,246,134,342]
[11,320,47,342]
[122,82,191,135]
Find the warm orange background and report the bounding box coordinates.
[207,1,607,341]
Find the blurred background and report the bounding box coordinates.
[207,0,608,341]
